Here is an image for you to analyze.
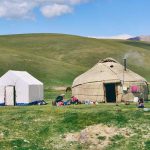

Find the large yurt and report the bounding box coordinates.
[72,58,149,103]
[0,70,43,106]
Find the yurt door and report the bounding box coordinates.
[104,83,116,102]
[5,86,16,106]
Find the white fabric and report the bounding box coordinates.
[133,97,139,103]
[0,70,44,105]
[5,86,14,106]
[123,86,128,91]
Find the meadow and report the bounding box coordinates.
[0,34,150,149]
[0,103,150,150]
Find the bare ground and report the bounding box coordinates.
[64,124,132,150]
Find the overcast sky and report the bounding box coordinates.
[0,0,150,36]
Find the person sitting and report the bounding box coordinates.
[55,94,65,103]
[71,96,79,104]
[52,94,65,106]
[138,98,144,108]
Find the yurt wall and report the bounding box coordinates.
[72,82,105,102]
[121,81,148,101]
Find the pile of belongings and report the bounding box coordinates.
[31,100,48,105]
[52,95,80,106]
[84,100,98,105]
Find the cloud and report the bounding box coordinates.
[88,34,133,40]
[40,4,72,18]
[69,0,90,4]
[0,0,90,19]
[0,1,35,19]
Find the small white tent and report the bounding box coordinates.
[0,70,43,106]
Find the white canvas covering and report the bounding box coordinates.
[0,70,43,106]
[5,86,15,106]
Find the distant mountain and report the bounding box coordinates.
[89,34,133,40]
[128,35,150,42]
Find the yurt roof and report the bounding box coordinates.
[72,58,147,87]
[0,70,43,85]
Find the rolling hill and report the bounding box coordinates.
[0,33,150,89]
[128,35,150,43]
[0,34,150,150]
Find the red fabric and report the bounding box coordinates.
[57,101,64,106]
[131,85,139,93]
[72,96,78,102]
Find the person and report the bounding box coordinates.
[52,94,65,106]
[55,94,65,103]
[138,98,144,108]
[71,96,79,104]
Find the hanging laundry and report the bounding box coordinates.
[131,85,139,93]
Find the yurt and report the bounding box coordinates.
[0,70,43,106]
[72,58,149,103]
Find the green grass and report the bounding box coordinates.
[145,140,150,150]
[97,135,106,141]
[0,33,150,149]
[1,103,150,149]
[0,33,150,90]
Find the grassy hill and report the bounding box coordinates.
[0,34,150,149]
[0,33,150,89]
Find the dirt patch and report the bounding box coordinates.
[52,86,66,91]
[64,124,131,150]
[34,117,53,122]
[0,133,4,139]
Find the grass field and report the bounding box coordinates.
[1,103,150,150]
[0,33,150,149]
[0,33,150,89]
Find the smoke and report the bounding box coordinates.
[123,51,144,66]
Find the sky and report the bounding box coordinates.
[0,0,150,37]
